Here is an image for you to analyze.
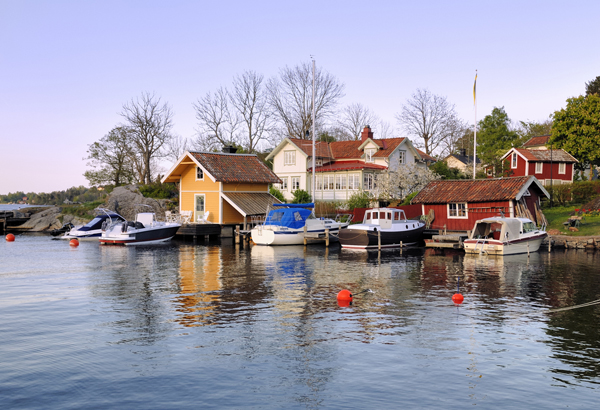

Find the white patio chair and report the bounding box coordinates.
[197,211,210,223]
[181,210,192,224]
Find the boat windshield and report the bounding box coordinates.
[83,217,104,228]
[522,221,536,232]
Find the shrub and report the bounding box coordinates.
[346,190,372,210]
[291,189,311,204]
[571,181,598,204]
[269,186,285,202]
[400,192,419,206]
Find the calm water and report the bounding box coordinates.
[1,235,599,409]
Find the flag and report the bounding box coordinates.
[473,72,477,105]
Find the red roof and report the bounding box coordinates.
[411,176,545,204]
[288,139,332,159]
[310,160,387,172]
[512,148,577,163]
[190,152,281,183]
[522,135,550,148]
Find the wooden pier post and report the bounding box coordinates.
[378,229,381,250]
[303,225,308,246]
[235,225,240,244]
[325,228,329,247]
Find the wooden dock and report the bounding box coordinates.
[0,210,30,234]
[425,233,468,249]
[175,223,221,241]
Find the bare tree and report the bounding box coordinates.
[267,62,345,140]
[336,103,379,140]
[193,87,240,151]
[120,92,174,184]
[396,88,463,156]
[438,117,469,158]
[163,134,190,163]
[230,71,274,152]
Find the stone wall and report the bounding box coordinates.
[544,236,600,251]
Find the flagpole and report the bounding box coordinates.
[473,70,477,179]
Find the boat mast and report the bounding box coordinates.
[311,58,316,203]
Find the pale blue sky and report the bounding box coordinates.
[1,0,598,194]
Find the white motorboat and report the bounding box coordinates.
[60,209,125,241]
[338,208,425,249]
[463,216,547,255]
[100,208,181,246]
[250,203,349,246]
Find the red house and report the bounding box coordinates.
[499,147,577,185]
[411,176,549,232]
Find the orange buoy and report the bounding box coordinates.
[452,293,464,304]
[337,289,353,301]
[69,239,79,247]
[6,233,15,242]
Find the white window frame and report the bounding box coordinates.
[335,175,346,190]
[364,173,375,190]
[511,153,518,169]
[448,203,468,219]
[281,177,288,191]
[398,150,405,164]
[196,167,204,181]
[284,150,296,166]
[558,163,566,174]
[348,174,360,190]
[316,176,322,191]
[366,149,376,163]
[291,176,300,191]
[535,162,543,174]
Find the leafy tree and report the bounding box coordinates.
[374,163,439,201]
[551,94,600,180]
[586,76,600,96]
[518,119,553,139]
[346,190,372,210]
[269,185,285,202]
[429,161,468,179]
[476,107,521,169]
[84,126,137,187]
[291,189,311,204]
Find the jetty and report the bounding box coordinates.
[0,210,31,234]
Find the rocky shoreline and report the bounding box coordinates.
[545,235,600,250]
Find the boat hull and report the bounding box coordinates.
[339,225,425,249]
[251,227,341,246]
[100,225,181,246]
[463,233,547,255]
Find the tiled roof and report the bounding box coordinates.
[522,135,550,147]
[288,139,332,159]
[309,160,388,172]
[514,148,577,163]
[416,149,437,162]
[372,138,406,157]
[189,152,281,183]
[329,140,364,159]
[411,176,539,204]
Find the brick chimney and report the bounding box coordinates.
[361,125,373,142]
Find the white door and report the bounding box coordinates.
[194,194,205,222]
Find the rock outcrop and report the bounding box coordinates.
[104,185,170,221]
[15,207,87,232]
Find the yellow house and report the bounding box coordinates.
[162,151,281,227]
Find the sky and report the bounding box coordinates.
[1,0,599,194]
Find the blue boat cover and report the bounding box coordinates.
[271,203,314,208]
[264,207,313,229]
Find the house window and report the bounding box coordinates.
[448,203,467,219]
[364,174,376,190]
[398,151,405,164]
[511,153,518,169]
[348,174,360,190]
[316,176,322,190]
[559,163,566,174]
[366,148,376,163]
[335,175,346,190]
[316,159,323,167]
[291,177,300,191]
[535,162,543,174]
[327,175,334,190]
[196,167,204,180]
[281,177,288,191]
[284,151,296,165]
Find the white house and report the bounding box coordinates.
[267,126,428,201]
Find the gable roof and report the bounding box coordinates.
[411,176,549,204]
[416,149,437,163]
[501,147,578,163]
[162,151,280,184]
[445,152,481,165]
[522,135,550,148]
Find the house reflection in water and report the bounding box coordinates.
[174,246,223,327]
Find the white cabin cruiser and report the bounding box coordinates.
[60,209,125,241]
[251,203,349,246]
[463,216,547,255]
[100,208,181,246]
[338,208,425,249]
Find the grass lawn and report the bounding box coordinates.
[543,206,600,236]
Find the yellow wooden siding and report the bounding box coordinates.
[181,165,220,191]
[180,165,221,222]
[222,200,244,224]
[222,182,269,192]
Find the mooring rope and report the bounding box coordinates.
[547,298,600,313]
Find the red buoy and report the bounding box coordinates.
[337,289,353,307]
[69,239,79,247]
[452,293,464,304]
[6,233,15,242]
